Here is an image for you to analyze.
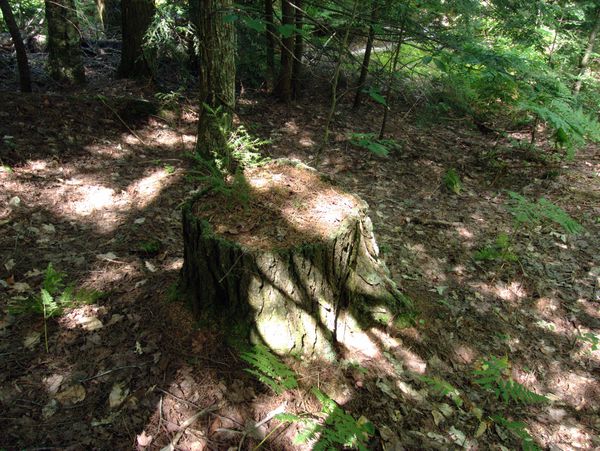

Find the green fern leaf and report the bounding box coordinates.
[240,345,298,395]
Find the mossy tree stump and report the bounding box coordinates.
[180,160,409,356]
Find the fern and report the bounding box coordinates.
[239,345,298,395]
[492,415,540,451]
[473,356,548,405]
[349,132,400,157]
[277,388,374,450]
[443,168,462,194]
[473,232,518,262]
[577,332,599,351]
[506,191,583,234]
[419,375,463,407]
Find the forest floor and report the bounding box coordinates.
[1,68,600,450]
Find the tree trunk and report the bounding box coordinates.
[264,0,276,87]
[291,0,303,99]
[274,0,294,102]
[379,26,403,140]
[45,0,85,84]
[118,0,155,78]
[574,7,600,95]
[194,0,236,161]
[0,0,32,92]
[96,0,121,36]
[180,160,410,356]
[322,0,358,148]
[353,0,378,110]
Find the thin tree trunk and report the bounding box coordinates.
[291,0,303,99]
[574,7,600,95]
[118,0,155,78]
[322,0,358,147]
[195,0,236,163]
[45,0,85,84]
[96,0,121,35]
[264,0,276,87]
[353,0,378,110]
[379,27,403,140]
[275,0,294,102]
[0,0,32,92]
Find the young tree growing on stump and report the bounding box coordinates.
[0,0,32,92]
[118,0,155,78]
[45,0,85,84]
[192,0,236,162]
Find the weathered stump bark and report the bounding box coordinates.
[180,160,408,356]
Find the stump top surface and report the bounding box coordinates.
[193,161,364,250]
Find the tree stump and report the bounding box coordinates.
[180,160,409,356]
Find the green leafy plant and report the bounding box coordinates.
[506,191,583,234]
[9,264,102,352]
[239,344,298,395]
[443,168,462,194]
[577,332,599,351]
[277,388,374,450]
[491,415,540,451]
[138,239,161,256]
[473,232,518,263]
[349,133,400,157]
[419,375,463,407]
[473,356,548,404]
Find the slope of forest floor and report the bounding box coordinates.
[1,82,599,450]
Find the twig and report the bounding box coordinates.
[155,387,202,409]
[77,362,150,382]
[97,97,148,147]
[160,405,218,451]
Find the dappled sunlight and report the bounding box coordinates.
[128,169,174,208]
[452,344,477,364]
[474,280,528,304]
[545,366,600,412]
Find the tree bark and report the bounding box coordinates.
[574,7,600,95]
[180,160,410,356]
[194,0,236,161]
[45,0,85,84]
[291,0,303,99]
[353,0,378,110]
[0,0,32,92]
[118,0,155,78]
[379,24,404,140]
[96,0,121,36]
[264,0,276,87]
[274,0,294,102]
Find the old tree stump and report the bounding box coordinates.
[180,160,409,356]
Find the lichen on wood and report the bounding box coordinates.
[180,159,410,356]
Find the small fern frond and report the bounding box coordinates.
[492,415,540,451]
[506,192,582,234]
[474,356,548,405]
[240,345,298,395]
[419,375,463,407]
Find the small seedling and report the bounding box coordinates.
[9,264,102,352]
[164,164,175,174]
[577,332,599,351]
[473,233,518,263]
[443,168,462,194]
[138,239,161,256]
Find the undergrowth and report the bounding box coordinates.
[9,263,103,351]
